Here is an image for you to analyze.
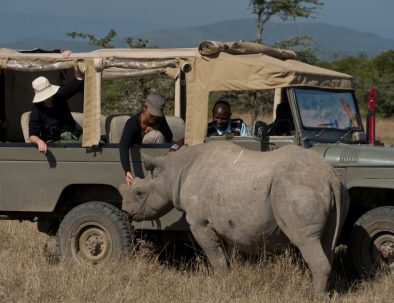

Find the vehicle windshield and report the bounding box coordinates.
[294,88,361,130]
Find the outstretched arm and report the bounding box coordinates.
[28,107,47,153]
[56,79,84,101]
[119,117,139,184]
[29,135,47,154]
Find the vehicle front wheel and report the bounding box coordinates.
[56,201,133,264]
[349,206,394,277]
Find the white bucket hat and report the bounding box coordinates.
[32,76,60,103]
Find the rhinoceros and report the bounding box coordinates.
[119,142,349,295]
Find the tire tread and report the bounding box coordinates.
[56,201,133,263]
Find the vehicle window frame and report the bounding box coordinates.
[293,87,363,132]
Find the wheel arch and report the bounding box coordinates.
[54,183,123,214]
[37,184,123,235]
[339,186,394,244]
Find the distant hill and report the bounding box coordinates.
[2,16,394,60]
[142,19,394,60]
[2,38,97,52]
[0,12,167,44]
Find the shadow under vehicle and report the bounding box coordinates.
[0,42,393,277]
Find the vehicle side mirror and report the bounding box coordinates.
[252,120,268,139]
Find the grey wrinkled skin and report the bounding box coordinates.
[119,142,349,296]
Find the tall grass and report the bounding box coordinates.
[376,116,394,144]
[1,221,393,302]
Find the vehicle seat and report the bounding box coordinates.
[21,111,107,143]
[105,114,132,144]
[267,102,295,136]
[105,114,185,144]
[165,116,185,142]
[71,112,107,141]
[21,111,32,142]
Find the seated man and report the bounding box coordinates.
[266,102,295,136]
[207,99,251,139]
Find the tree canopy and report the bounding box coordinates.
[249,0,323,43]
[66,29,148,49]
[66,30,174,116]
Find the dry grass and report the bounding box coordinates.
[375,116,394,144]
[0,221,393,303]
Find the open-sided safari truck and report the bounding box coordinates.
[0,41,393,276]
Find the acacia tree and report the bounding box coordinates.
[67,29,149,114]
[272,35,319,64]
[249,0,323,44]
[66,29,148,48]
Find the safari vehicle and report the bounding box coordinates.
[0,41,393,276]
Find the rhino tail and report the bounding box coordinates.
[330,172,349,250]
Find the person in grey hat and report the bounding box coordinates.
[119,94,173,185]
[29,70,84,154]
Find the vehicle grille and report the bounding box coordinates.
[339,149,359,164]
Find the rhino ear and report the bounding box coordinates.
[118,183,129,198]
[143,154,165,171]
[118,178,142,197]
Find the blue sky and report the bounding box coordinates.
[2,0,394,39]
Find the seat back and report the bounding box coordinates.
[105,114,132,144]
[70,112,107,138]
[20,111,31,142]
[21,111,107,143]
[166,116,185,142]
[105,114,185,144]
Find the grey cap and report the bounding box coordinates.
[145,94,165,117]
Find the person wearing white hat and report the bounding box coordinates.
[29,73,83,154]
[119,94,173,185]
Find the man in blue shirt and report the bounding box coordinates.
[207,99,251,139]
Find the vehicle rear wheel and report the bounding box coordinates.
[349,206,394,277]
[56,201,133,264]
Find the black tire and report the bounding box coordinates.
[349,206,394,278]
[56,201,133,264]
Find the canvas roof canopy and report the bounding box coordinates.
[182,51,354,145]
[0,42,354,147]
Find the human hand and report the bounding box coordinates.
[225,133,235,140]
[37,139,48,154]
[126,171,134,185]
[74,68,84,80]
[144,126,153,134]
[61,50,72,58]
[169,143,179,152]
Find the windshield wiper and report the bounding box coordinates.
[338,127,354,143]
[314,127,327,139]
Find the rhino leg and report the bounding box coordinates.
[295,239,331,295]
[188,218,228,274]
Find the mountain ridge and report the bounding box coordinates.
[1,16,393,60]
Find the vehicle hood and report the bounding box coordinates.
[311,143,394,167]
